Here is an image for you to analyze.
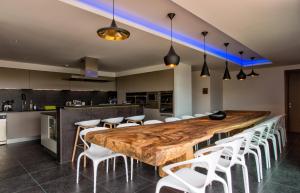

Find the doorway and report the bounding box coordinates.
[285,70,300,133]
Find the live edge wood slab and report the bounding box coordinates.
[86,110,270,177]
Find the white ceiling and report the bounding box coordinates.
[172,0,300,67]
[0,0,283,73]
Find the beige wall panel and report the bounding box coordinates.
[0,68,29,89]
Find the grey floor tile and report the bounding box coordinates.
[0,173,37,193]
[15,186,45,193]
[260,182,300,193]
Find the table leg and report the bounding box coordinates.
[158,147,194,177]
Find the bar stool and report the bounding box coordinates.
[71,119,101,164]
[125,115,145,125]
[102,117,124,128]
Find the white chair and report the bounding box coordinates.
[116,122,139,181]
[215,137,249,193]
[143,120,163,125]
[72,119,101,163]
[276,115,287,147]
[181,115,195,120]
[125,115,145,124]
[165,117,181,122]
[76,127,128,193]
[116,123,139,128]
[234,131,262,182]
[156,146,228,193]
[265,117,281,160]
[194,113,206,118]
[102,117,124,128]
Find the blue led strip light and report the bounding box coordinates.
[79,0,271,66]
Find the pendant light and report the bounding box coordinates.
[164,13,180,68]
[236,51,247,80]
[97,0,130,41]
[200,31,210,77]
[223,43,231,80]
[247,57,259,77]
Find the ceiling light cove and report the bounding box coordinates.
[65,0,272,67]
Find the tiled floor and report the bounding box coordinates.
[0,134,299,193]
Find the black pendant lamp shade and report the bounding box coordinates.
[236,51,247,80]
[164,13,180,68]
[97,0,130,41]
[200,31,210,77]
[223,43,231,80]
[247,57,259,77]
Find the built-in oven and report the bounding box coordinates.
[41,114,57,154]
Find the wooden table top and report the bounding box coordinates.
[86,110,270,166]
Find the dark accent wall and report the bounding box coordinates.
[0,89,117,111]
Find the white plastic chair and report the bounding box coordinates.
[116,123,139,128]
[181,115,195,120]
[234,131,261,182]
[194,113,206,118]
[76,127,128,193]
[143,120,163,125]
[265,117,281,160]
[156,146,228,193]
[102,117,124,128]
[215,137,249,193]
[125,115,145,124]
[276,115,287,147]
[165,117,181,122]
[116,122,139,180]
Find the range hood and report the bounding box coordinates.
[67,57,114,82]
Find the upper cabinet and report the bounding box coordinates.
[0,68,29,89]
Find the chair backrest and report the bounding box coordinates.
[75,119,101,127]
[164,146,224,192]
[79,127,109,148]
[143,120,163,125]
[116,123,139,128]
[181,115,195,120]
[251,125,269,143]
[193,146,224,187]
[165,117,181,122]
[215,137,245,168]
[234,131,254,155]
[194,113,206,118]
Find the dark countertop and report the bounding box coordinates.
[62,104,141,109]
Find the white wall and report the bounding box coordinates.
[192,70,223,114]
[174,63,192,116]
[223,64,300,115]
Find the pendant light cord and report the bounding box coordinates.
[113,0,115,20]
[170,17,173,45]
[225,46,228,66]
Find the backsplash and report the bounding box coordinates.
[0,89,117,112]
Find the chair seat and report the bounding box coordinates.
[125,115,145,121]
[159,168,206,192]
[83,144,113,161]
[102,117,124,124]
[75,119,100,127]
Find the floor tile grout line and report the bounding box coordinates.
[17,160,47,193]
[270,180,300,191]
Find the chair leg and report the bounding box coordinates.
[241,163,250,193]
[106,159,109,173]
[271,137,278,160]
[83,134,87,168]
[113,157,116,171]
[215,175,229,193]
[131,157,134,181]
[265,142,271,168]
[275,132,282,154]
[72,127,80,162]
[249,149,261,183]
[93,161,99,193]
[76,154,84,184]
[256,147,263,180]
[122,155,129,182]
[155,182,163,193]
[225,170,232,193]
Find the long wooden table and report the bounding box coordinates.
[86,110,270,176]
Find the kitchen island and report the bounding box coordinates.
[57,104,143,163]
